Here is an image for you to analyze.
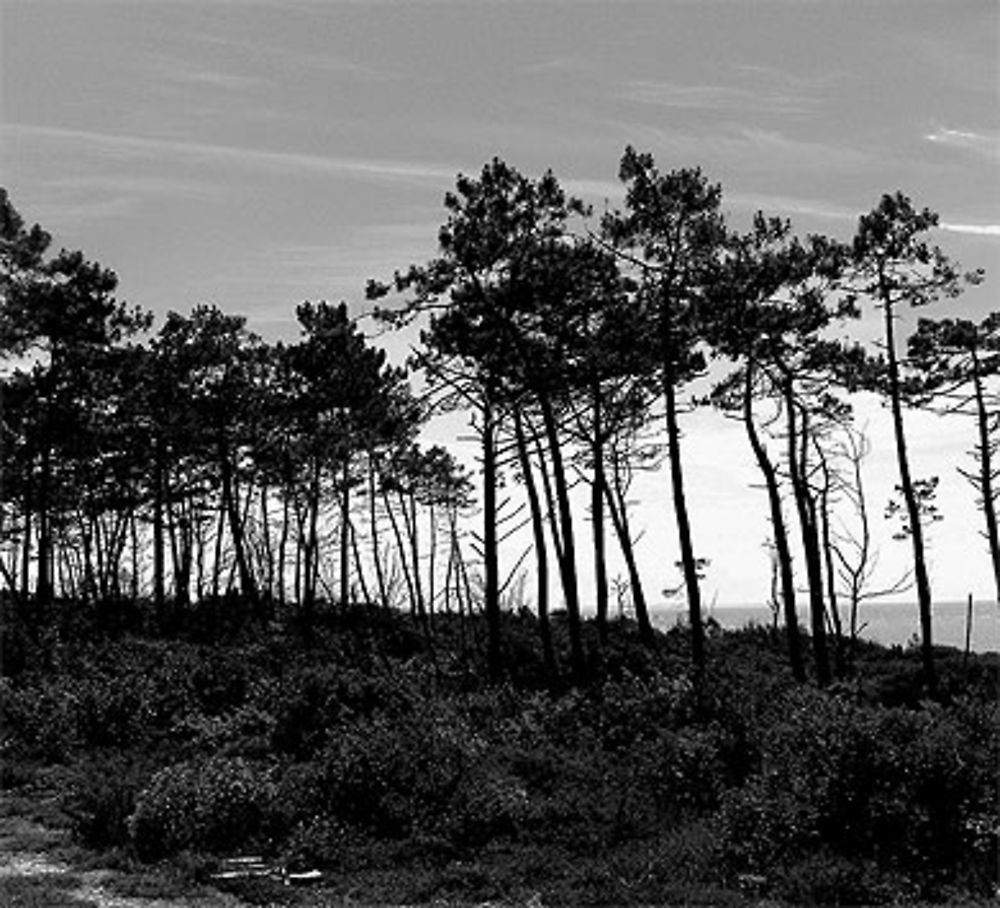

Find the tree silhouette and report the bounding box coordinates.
[707,214,859,684]
[153,307,265,610]
[1,190,150,612]
[851,192,983,690]
[603,148,728,691]
[907,314,999,603]
[370,159,593,682]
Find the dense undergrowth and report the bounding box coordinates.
[1,594,997,906]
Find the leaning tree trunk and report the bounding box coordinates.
[602,460,654,646]
[152,434,167,630]
[783,389,831,687]
[482,391,502,682]
[539,392,586,685]
[815,444,847,678]
[881,274,936,691]
[590,385,609,645]
[514,409,558,681]
[972,351,1000,605]
[663,356,705,693]
[744,364,806,682]
[219,434,258,607]
[35,443,53,612]
[368,455,390,610]
[339,456,351,608]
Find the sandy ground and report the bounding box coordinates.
[0,813,246,908]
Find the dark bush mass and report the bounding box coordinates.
[1,602,996,905]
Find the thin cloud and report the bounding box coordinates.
[939,222,1000,238]
[147,52,263,91]
[726,192,857,224]
[4,173,224,231]
[3,123,458,188]
[925,127,1000,159]
[622,80,812,116]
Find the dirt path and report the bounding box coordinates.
[0,813,246,908]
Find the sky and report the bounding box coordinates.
[2,0,999,615]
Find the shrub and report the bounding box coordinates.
[716,687,999,896]
[441,761,530,847]
[171,703,277,758]
[270,700,485,841]
[266,663,417,758]
[773,851,913,906]
[0,678,80,761]
[129,756,276,861]
[64,752,155,850]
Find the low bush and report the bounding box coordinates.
[0,677,81,762]
[307,702,484,838]
[64,751,156,850]
[129,755,276,861]
[716,687,1000,897]
[773,851,914,906]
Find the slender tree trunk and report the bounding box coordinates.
[180,506,194,608]
[368,456,389,609]
[129,504,141,601]
[443,512,455,617]
[196,508,209,602]
[881,275,936,690]
[340,456,351,607]
[259,481,275,613]
[277,491,290,609]
[514,409,557,680]
[0,555,17,598]
[815,444,846,677]
[784,387,831,686]
[482,392,502,681]
[532,425,564,566]
[591,387,609,645]
[400,488,426,620]
[743,365,805,682]
[539,393,586,684]
[302,458,321,620]
[349,521,371,607]
[219,435,257,605]
[663,360,705,691]
[428,502,437,626]
[78,511,95,602]
[972,352,1000,604]
[383,481,417,615]
[36,443,53,611]
[292,499,304,611]
[20,470,32,601]
[602,467,654,646]
[152,435,166,628]
[211,489,225,600]
[92,513,107,600]
[166,487,183,608]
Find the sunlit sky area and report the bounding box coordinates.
[2,0,998,614]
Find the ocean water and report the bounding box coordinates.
[649,599,1000,654]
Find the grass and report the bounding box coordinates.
[0,874,97,908]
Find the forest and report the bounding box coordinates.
[1,150,998,907]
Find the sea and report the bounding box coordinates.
[647,598,1000,654]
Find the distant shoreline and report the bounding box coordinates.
[642,598,1000,654]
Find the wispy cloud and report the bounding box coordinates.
[726,192,857,224]
[3,123,458,188]
[5,173,225,230]
[939,222,1000,238]
[214,221,439,312]
[925,127,1000,159]
[622,80,812,116]
[146,52,263,91]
